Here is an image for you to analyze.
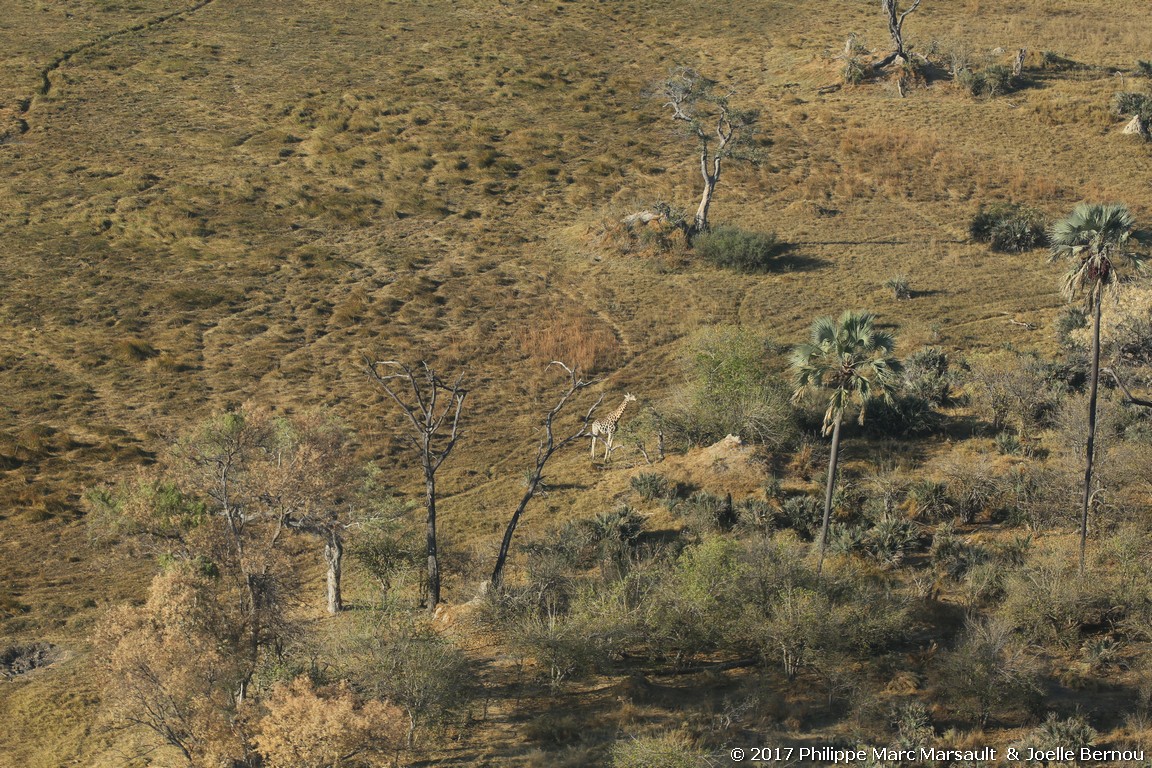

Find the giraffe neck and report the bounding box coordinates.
[604,398,630,428]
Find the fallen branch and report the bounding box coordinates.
[1103,367,1152,408]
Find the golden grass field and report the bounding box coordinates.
[2,0,1152,764]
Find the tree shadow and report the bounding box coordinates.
[768,244,829,273]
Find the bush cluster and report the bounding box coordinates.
[956,64,1016,97]
[1112,91,1152,120]
[693,225,784,273]
[970,203,1048,252]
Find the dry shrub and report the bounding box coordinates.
[93,565,249,766]
[253,676,405,768]
[517,309,623,374]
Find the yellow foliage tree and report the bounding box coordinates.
[252,676,405,768]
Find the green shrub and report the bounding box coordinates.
[864,393,944,436]
[588,505,647,549]
[1138,60,1152,78]
[957,64,1016,97]
[906,478,953,522]
[1055,306,1087,348]
[843,58,869,85]
[994,430,1024,455]
[693,225,784,273]
[863,515,920,566]
[970,203,1047,252]
[999,553,1122,646]
[612,734,708,768]
[935,618,1042,726]
[736,497,776,529]
[780,494,822,538]
[827,522,868,556]
[930,522,989,579]
[1112,91,1152,119]
[675,490,737,531]
[662,327,797,449]
[885,273,911,300]
[1012,713,1097,760]
[903,347,956,406]
[630,472,671,501]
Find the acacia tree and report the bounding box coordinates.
[168,409,283,703]
[366,360,466,610]
[791,311,902,576]
[659,67,761,237]
[490,362,603,589]
[1048,203,1143,573]
[259,414,360,614]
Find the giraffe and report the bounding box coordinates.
[590,393,636,461]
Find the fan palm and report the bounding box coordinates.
[791,311,902,576]
[1049,203,1143,573]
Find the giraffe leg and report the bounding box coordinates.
[590,435,596,458]
[604,434,612,461]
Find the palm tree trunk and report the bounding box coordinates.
[817,412,844,577]
[1079,296,1102,575]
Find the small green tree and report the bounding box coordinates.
[791,311,902,575]
[1049,203,1143,572]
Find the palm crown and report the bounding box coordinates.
[790,311,903,435]
[1048,203,1142,307]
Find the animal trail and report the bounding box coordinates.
[16,0,219,126]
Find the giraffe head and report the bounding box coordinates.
[623,393,637,403]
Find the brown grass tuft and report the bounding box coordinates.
[516,308,625,375]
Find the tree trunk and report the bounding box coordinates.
[491,479,537,590]
[693,176,715,235]
[324,529,343,614]
[692,148,718,236]
[1079,296,1102,574]
[817,412,844,577]
[425,472,440,610]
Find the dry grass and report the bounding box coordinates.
[516,308,625,375]
[3,0,1152,763]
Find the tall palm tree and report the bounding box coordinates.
[791,311,902,576]
[1049,203,1143,574]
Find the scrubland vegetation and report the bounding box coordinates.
[3,0,1152,766]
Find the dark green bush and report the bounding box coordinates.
[674,490,737,531]
[630,472,671,501]
[1055,306,1087,348]
[903,347,955,406]
[864,393,944,436]
[907,479,954,522]
[780,494,822,538]
[842,58,869,85]
[1138,60,1152,78]
[1112,91,1152,120]
[863,515,920,566]
[970,203,1047,252]
[693,225,784,273]
[885,273,911,300]
[957,64,1016,97]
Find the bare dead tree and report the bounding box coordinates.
[490,363,603,589]
[658,67,761,237]
[873,0,923,70]
[1104,367,1152,408]
[366,360,466,610]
